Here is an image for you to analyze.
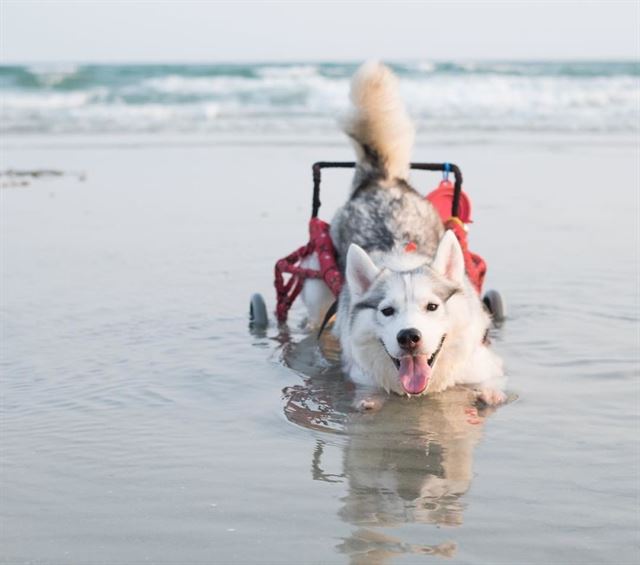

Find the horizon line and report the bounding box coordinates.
[1,56,638,67]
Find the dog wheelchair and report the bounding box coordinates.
[249,162,505,329]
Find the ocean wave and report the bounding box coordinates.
[0,62,637,135]
[1,90,99,109]
[256,65,321,79]
[26,63,81,87]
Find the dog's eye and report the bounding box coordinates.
[426,303,439,312]
[381,306,395,317]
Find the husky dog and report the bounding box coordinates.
[304,61,505,407]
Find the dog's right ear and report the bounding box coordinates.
[346,244,380,296]
[432,230,465,285]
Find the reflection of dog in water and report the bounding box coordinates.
[282,346,497,562]
[337,388,492,529]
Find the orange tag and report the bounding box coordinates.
[404,241,417,253]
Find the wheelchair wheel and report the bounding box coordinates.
[483,289,506,323]
[249,293,269,328]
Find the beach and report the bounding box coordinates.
[1,128,638,563]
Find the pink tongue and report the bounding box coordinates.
[399,355,432,394]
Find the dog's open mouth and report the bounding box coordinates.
[386,335,446,395]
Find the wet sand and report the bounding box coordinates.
[1,133,638,563]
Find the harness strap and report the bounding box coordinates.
[317,300,338,339]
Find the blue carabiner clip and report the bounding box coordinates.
[443,162,450,181]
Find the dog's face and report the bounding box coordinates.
[346,231,464,395]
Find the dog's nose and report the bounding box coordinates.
[397,328,422,350]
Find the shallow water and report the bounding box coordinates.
[1,135,638,563]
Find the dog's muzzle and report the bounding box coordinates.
[384,334,447,368]
[382,334,447,395]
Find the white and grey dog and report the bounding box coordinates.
[303,61,506,407]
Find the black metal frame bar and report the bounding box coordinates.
[311,161,463,219]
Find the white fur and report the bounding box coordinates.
[432,230,465,285]
[341,239,504,401]
[300,253,335,327]
[343,61,415,182]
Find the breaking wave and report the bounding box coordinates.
[1,61,637,135]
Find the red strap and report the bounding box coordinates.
[274,218,344,322]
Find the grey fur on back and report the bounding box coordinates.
[330,179,444,271]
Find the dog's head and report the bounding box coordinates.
[346,231,464,395]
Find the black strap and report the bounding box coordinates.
[317,300,338,339]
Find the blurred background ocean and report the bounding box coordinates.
[2,60,638,136]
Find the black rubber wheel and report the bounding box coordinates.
[483,289,506,323]
[249,293,269,328]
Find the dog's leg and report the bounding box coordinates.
[473,384,507,406]
[456,346,507,406]
[349,366,387,412]
[300,252,335,328]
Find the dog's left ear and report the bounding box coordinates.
[346,244,380,296]
[432,230,465,285]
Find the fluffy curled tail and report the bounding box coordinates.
[343,61,415,182]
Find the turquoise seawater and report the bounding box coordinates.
[1,61,638,134]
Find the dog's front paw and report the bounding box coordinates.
[475,388,507,406]
[353,394,386,412]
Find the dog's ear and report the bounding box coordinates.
[346,244,380,296]
[432,231,465,285]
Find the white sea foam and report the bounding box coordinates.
[142,75,254,95]
[415,62,436,73]
[257,65,320,79]
[26,63,80,87]
[1,91,95,109]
